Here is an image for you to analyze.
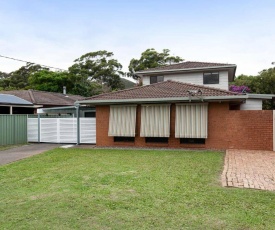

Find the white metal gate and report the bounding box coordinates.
[27,117,96,144]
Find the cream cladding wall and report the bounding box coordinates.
[142,71,229,90]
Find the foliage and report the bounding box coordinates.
[232,74,262,93]
[233,68,275,109]
[0,63,47,90]
[28,70,72,93]
[0,71,10,90]
[10,63,47,89]
[128,48,184,79]
[229,85,251,93]
[68,50,125,93]
[70,81,103,97]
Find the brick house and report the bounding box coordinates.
[77,61,275,150]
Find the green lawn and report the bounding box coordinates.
[0,148,274,230]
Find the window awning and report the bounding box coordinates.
[140,104,170,137]
[108,105,137,137]
[175,103,208,138]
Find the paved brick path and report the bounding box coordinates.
[222,149,275,191]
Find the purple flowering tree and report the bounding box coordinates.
[229,85,251,93]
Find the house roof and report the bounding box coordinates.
[78,80,244,105]
[0,90,84,106]
[136,61,236,73]
[0,94,33,105]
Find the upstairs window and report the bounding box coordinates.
[203,72,219,84]
[150,76,164,84]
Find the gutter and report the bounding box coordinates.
[247,94,275,99]
[76,95,248,105]
[0,104,42,108]
[76,93,275,106]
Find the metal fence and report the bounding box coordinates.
[0,115,28,145]
[27,116,96,144]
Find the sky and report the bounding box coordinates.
[0,0,275,77]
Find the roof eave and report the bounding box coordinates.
[76,95,247,105]
[247,94,275,99]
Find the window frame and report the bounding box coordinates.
[203,72,219,84]
[150,76,164,84]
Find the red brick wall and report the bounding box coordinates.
[95,103,273,150]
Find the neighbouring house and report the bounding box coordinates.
[0,89,84,114]
[76,61,275,151]
[0,94,40,114]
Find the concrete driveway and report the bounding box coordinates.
[222,149,275,191]
[0,144,61,166]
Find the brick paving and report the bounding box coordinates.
[222,149,275,191]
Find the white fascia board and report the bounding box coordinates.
[136,65,237,75]
[247,94,275,99]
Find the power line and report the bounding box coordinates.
[0,54,67,71]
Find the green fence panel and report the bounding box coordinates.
[0,115,27,145]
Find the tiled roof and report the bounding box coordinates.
[0,90,84,106]
[136,61,236,73]
[83,80,240,101]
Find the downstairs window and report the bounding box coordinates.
[180,138,206,144]
[114,137,135,142]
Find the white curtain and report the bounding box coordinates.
[175,103,208,138]
[140,104,170,137]
[108,105,137,136]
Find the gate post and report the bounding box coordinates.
[76,105,80,145]
[38,114,41,143]
[273,110,275,151]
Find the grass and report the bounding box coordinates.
[0,148,274,230]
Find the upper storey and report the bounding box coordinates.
[136,61,237,90]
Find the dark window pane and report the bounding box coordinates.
[203,72,219,84]
[114,136,135,142]
[85,112,96,117]
[150,76,164,84]
[150,76,157,84]
[145,137,168,143]
[157,76,164,82]
[180,138,205,144]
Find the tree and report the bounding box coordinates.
[68,50,125,93]
[232,68,275,109]
[28,70,72,93]
[0,71,11,90]
[232,74,262,94]
[128,48,184,79]
[9,63,48,89]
